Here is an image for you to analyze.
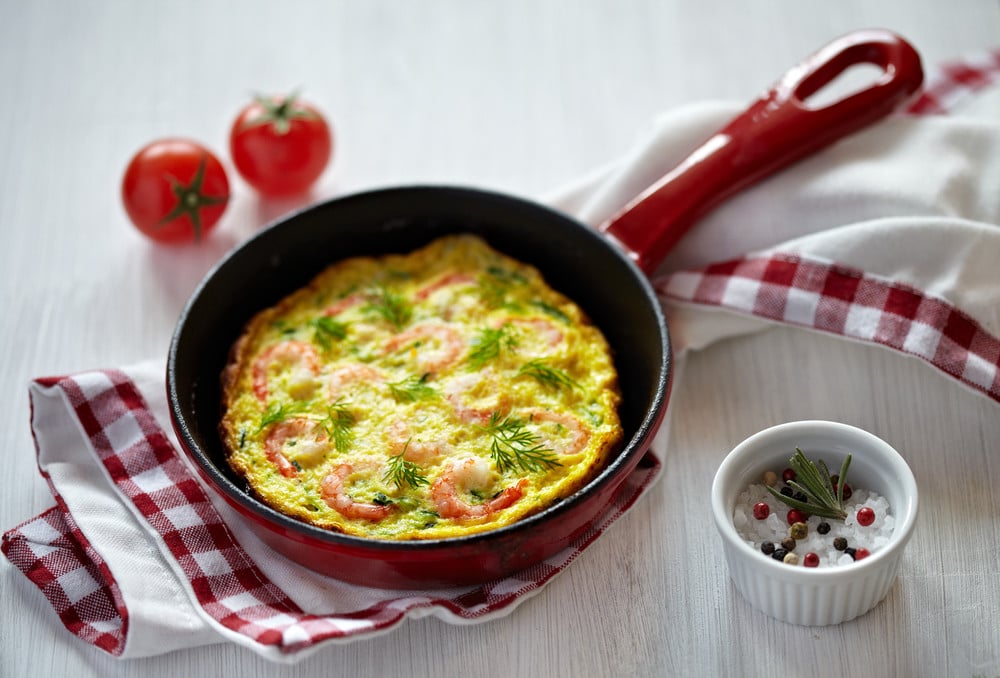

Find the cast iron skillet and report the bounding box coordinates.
[168,30,922,589]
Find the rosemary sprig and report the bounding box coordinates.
[383,443,430,489]
[517,359,578,390]
[467,323,518,369]
[481,411,561,474]
[766,448,853,521]
[320,401,355,453]
[364,285,412,330]
[387,373,438,402]
[309,315,348,350]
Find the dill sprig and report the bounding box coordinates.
[518,359,578,390]
[766,448,853,521]
[256,401,307,432]
[383,444,430,489]
[364,285,412,330]
[387,373,438,402]
[320,401,355,453]
[478,266,527,309]
[309,316,348,350]
[467,323,518,369]
[530,300,571,325]
[481,411,561,474]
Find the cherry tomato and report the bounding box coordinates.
[121,139,230,244]
[229,93,333,196]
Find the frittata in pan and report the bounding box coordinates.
[220,234,623,540]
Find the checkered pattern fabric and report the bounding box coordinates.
[906,48,1000,114]
[3,369,658,655]
[654,253,1000,403]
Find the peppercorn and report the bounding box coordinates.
[856,507,875,527]
[803,552,820,567]
[763,471,778,487]
[833,537,848,551]
[793,491,808,503]
[752,502,770,520]
[783,552,800,565]
[817,522,831,535]
[786,509,807,525]
[789,521,808,540]
[782,468,796,483]
[854,547,870,561]
[772,548,788,561]
[845,547,857,559]
[780,486,794,498]
[781,537,796,551]
[761,541,775,555]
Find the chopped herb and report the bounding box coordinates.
[383,445,430,489]
[290,459,303,471]
[486,266,527,284]
[531,300,571,324]
[257,401,307,432]
[364,285,412,330]
[478,267,527,308]
[372,492,393,506]
[310,316,348,350]
[467,323,517,368]
[270,319,297,335]
[481,411,561,474]
[320,401,355,453]
[518,359,578,390]
[239,428,248,449]
[388,373,439,402]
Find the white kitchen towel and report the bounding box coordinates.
[4,48,999,662]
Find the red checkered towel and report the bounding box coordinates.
[4,49,1000,661]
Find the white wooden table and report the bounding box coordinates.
[2,2,998,676]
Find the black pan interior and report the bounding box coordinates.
[168,186,670,543]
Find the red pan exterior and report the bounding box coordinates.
[168,186,672,589]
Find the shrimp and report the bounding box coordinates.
[414,272,475,300]
[327,364,384,400]
[431,457,527,520]
[527,411,590,456]
[503,318,565,351]
[444,370,512,425]
[252,340,321,401]
[383,322,463,373]
[320,463,395,521]
[387,419,451,462]
[264,418,331,477]
[322,292,364,316]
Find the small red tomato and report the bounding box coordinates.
[752,502,770,520]
[229,93,333,196]
[122,139,229,244]
[856,507,876,527]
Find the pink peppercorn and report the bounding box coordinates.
[854,547,871,561]
[857,507,875,527]
[786,509,807,525]
[782,468,796,483]
[803,552,820,567]
[753,502,770,520]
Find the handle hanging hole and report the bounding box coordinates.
[801,62,887,110]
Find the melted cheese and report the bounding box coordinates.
[220,235,622,540]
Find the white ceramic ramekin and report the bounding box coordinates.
[711,420,918,626]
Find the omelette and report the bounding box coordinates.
[220,234,623,540]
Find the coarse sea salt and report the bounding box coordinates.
[733,481,894,568]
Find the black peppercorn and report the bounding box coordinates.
[845,547,857,559]
[781,537,797,551]
[817,522,831,535]
[772,548,788,561]
[793,491,808,503]
[780,487,794,498]
[833,537,848,551]
[761,541,775,555]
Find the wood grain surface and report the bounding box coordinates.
[1,2,998,676]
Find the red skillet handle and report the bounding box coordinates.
[599,29,924,274]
